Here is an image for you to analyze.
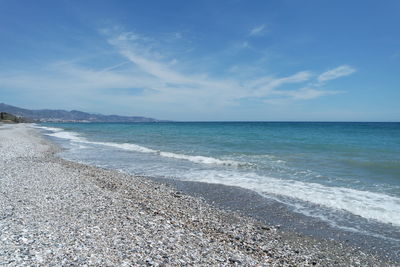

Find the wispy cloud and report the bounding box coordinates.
[0,27,355,117]
[249,24,266,36]
[247,71,312,97]
[106,30,327,103]
[318,65,356,83]
[100,61,130,72]
[274,87,339,100]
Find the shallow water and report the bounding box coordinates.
[35,122,400,243]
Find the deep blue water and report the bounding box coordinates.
[35,122,400,240]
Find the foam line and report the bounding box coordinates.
[36,125,400,226]
[39,126,250,167]
[189,170,400,227]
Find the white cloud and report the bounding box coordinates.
[116,32,141,41]
[111,33,318,102]
[317,65,356,83]
[249,24,266,36]
[274,88,340,100]
[0,28,352,118]
[100,61,130,72]
[263,88,341,105]
[247,71,312,97]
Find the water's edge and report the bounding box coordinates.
[37,124,400,263]
[149,177,399,263]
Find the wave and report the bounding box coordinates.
[35,125,400,226]
[48,131,86,142]
[32,125,64,132]
[188,170,400,227]
[157,151,252,167]
[95,141,157,153]
[37,126,250,167]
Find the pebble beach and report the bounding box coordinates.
[0,124,395,266]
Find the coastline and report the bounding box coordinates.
[151,177,400,263]
[0,124,395,266]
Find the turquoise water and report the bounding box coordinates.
[36,122,400,239]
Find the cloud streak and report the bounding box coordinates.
[0,28,356,118]
[249,24,266,36]
[107,31,334,105]
[318,65,356,83]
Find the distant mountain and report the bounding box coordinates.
[0,103,161,122]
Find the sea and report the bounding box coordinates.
[34,122,400,247]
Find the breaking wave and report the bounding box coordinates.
[36,126,251,167]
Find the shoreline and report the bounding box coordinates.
[0,124,396,266]
[150,177,400,263]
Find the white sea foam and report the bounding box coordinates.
[158,151,250,167]
[32,125,87,142]
[187,170,400,227]
[32,125,64,132]
[39,126,400,226]
[97,143,248,166]
[94,141,157,154]
[43,128,249,167]
[47,131,87,142]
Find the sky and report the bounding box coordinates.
[0,0,399,121]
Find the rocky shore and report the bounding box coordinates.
[0,124,394,266]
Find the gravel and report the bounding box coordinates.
[0,124,394,266]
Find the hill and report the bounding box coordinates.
[0,103,161,122]
[0,112,32,123]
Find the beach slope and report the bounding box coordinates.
[0,124,388,266]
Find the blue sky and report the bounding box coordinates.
[0,0,399,121]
